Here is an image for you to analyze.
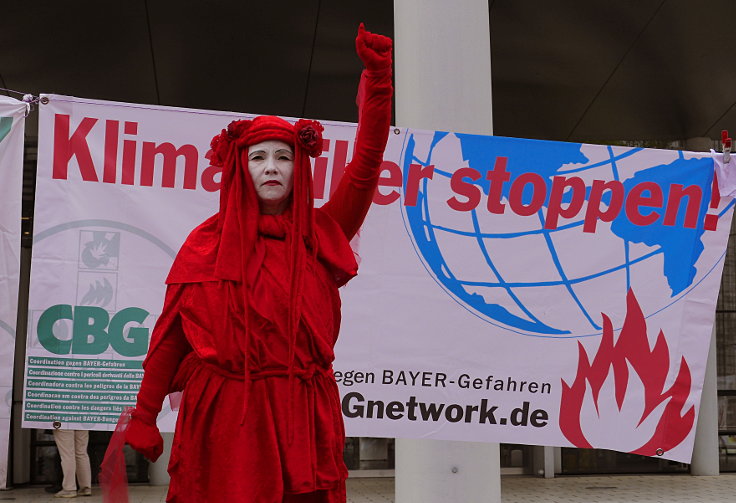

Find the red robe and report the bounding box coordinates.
[128,65,392,503]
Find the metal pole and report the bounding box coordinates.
[148,432,173,485]
[684,137,720,476]
[393,1,500,501]
[690,324,719,475]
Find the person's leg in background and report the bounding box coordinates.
[52,429,78,498]
[74,430,92,496]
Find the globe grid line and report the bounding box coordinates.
[719,200,735,217]
[535,210,601,331]
[451,248,661,289]
[468,207,547,327]
[430,218,585,239]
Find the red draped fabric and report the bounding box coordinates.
[113,25,393,503]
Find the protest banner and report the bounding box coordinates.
[25,94,733,462]
[0,96,27,487]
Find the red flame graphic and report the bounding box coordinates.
[559,290,695,456]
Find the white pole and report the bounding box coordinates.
[684,137,720,476]
[148,432,173,485]
[543,446,555,479]
[690,323,720,475]
[393,1,500,501]
[394,0,493,135]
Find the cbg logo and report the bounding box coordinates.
[30,220,177,359]
[37,305,149,356]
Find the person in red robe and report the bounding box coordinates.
[123,24,393,502]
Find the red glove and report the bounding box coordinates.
[356,23,392,72]
[126,410,164,462]
[322,24,393,240]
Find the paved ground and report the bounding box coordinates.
[0,474,735,502]
[501,474,736,503]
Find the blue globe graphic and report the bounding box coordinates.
[400,131,727,338]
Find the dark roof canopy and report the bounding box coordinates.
[1,1,734,143]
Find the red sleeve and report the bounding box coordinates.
[133,283,192,424]
[126,284,192,461]
[322,67,393,240]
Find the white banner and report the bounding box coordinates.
[0,96,26,488]
[25,94,734,463]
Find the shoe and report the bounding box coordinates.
[54,489,77,498]
[78,487,92,496]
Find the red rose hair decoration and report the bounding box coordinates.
[207,130,228,167]
[208,119,252,167]
[295,119,324,158]
[208,117,324,164]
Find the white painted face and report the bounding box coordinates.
[247,140,295,215]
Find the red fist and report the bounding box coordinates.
[126,412,164,462]
[355,23,392,71]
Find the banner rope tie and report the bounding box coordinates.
[0,87,40,116]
